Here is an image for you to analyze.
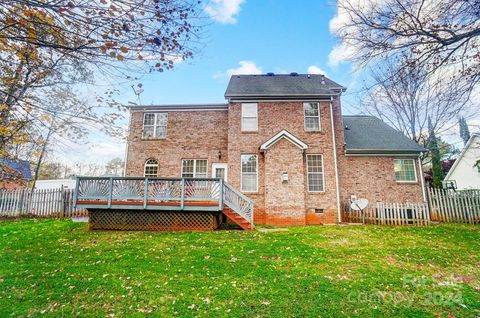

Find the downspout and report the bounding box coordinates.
[418,157,427,202]
[329,97,342,224]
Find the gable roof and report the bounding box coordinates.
[343,116,426,155]
[225,74,346,100]
[445,133,480,180]
[0,158,32,181]
[260,130,308,151]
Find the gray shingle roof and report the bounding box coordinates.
[225,74,346,99]
[343,116,426,154]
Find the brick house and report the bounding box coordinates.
[125,74,426,225]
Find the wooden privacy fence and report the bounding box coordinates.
[0,188,87,218]
[343,202,430,226]
[428,188,480,224]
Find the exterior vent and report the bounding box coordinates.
[290,72,298,76]
[266,72,275,76]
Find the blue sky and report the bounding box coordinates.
[127,0,355,107]
[59,0,361,166]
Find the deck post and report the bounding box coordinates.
[219,178,224,210]
[143,178,149,209]
[73,176,79,209]
[107,177,113,208]
[180,178,185,210]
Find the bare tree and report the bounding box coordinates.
[331,0,480,98]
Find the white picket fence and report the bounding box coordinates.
[343,202,430,226]
[0,188,87,218]
[428,188,480,224]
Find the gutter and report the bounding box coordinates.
[330,97,342,224]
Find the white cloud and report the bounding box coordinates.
[307,65,327,76]
[214,60,262,79]
[328,0,387,67]
[204,0,245,24]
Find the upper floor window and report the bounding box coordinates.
[182,159,208,178]
[304,102,320,131]
[241,154,258,192]
[143,113,167,139]
[144,159,158,177]
[306,154,324,192]
[394,159,417,182]
[241,103,258,132]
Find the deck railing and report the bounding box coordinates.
[222,181,254,224]
[75,176,255,227]
[74,177,223,211]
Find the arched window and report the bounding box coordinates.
[144,159,158,177]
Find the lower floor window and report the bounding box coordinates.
[182,159,208,178]
[394,159,417,182]
[307,154,324,192]
[241,154,258,192]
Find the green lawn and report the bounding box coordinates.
[0,220,479,317]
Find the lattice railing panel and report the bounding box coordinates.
[112,179,144,202]
[148,179,182,201]
[77,178,110,201]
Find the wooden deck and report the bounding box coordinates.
[74,176,254,231]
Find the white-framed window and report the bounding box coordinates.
[142,113,168,139]
[241,154,258,192]
[241,103,258,132]
[182,159,208,178]
[306,154,325,192]
[394,159,417,182]
[304,102,321,131]
[144,159,159,177]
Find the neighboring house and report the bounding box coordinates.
[444,134,480,190]
[0,158,32,190]
[125,73,426,225]
[35,178,77,190]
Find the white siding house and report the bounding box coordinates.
[445,134,480,190]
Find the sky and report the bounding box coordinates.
[57,0,360,167]
[56,0,475,168]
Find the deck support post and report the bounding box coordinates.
[143,178,149,209]
[107,177,113,208]
[219,179,224,211]
[180,178,185,210]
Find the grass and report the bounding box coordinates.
[0,220,479,317]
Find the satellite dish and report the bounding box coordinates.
[350,198,368,211]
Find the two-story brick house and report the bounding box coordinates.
[125,74,426,225]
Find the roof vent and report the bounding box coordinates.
[321,80,326,85]
[290,72,298,76]
[307,74,311,79]
[266,72,275,76]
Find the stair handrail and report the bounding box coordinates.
[222,181,254,225]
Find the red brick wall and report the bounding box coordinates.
[338,156,424,204]
[264,138,306,225]
[125,97,425,226]
[227,99,344,225]
[125,110,229,177]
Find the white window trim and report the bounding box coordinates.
[142,113,168,139]
[306,154,325,193]
[181,159,208,178]
[303,102,321,132]
[240,154,258,193]
[394,158,418,183]
[144,159,159,177]
[241,103,258,132]
[211,163,228,182]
